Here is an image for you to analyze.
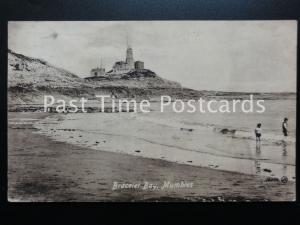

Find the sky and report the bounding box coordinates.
[8,21,297,92]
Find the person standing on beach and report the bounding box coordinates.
[282,118,288,137]
[254,123,262,144]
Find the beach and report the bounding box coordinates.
[7,20,297,202]
[8,111,295,202]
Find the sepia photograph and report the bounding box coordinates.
[7,21,296,202]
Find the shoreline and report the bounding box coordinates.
[34,112,296,180]
[8,112,296,202]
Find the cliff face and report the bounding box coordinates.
[8,49,85,88]
[8,49,97,104]
[7,50,186,104]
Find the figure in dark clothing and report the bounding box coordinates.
[282,118,288,137]
[254,123,262,144]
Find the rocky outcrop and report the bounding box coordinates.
[8,49,295,105]
[8,50,189,104]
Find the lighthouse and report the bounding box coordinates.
[88,36,145,78]
[109,37,144,74]
[125,46,134,69]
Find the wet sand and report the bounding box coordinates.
[8,112,295,202]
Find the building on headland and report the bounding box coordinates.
[134,61,144,70]
[90,59,106,77]
[111,45,140,74]
[89,44,145,78]
[91,67,105,77]
[125,46,134,69]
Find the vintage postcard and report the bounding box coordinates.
[7,21,296,202]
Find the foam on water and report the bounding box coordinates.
[33,99,296,181]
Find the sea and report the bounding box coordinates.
[34,99,296,181]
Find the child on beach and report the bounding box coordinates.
[282,118,288,137]
[254,123,262,143]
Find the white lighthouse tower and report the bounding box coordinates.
[125,39,134,70]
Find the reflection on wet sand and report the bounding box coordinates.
[282,140,287,157]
